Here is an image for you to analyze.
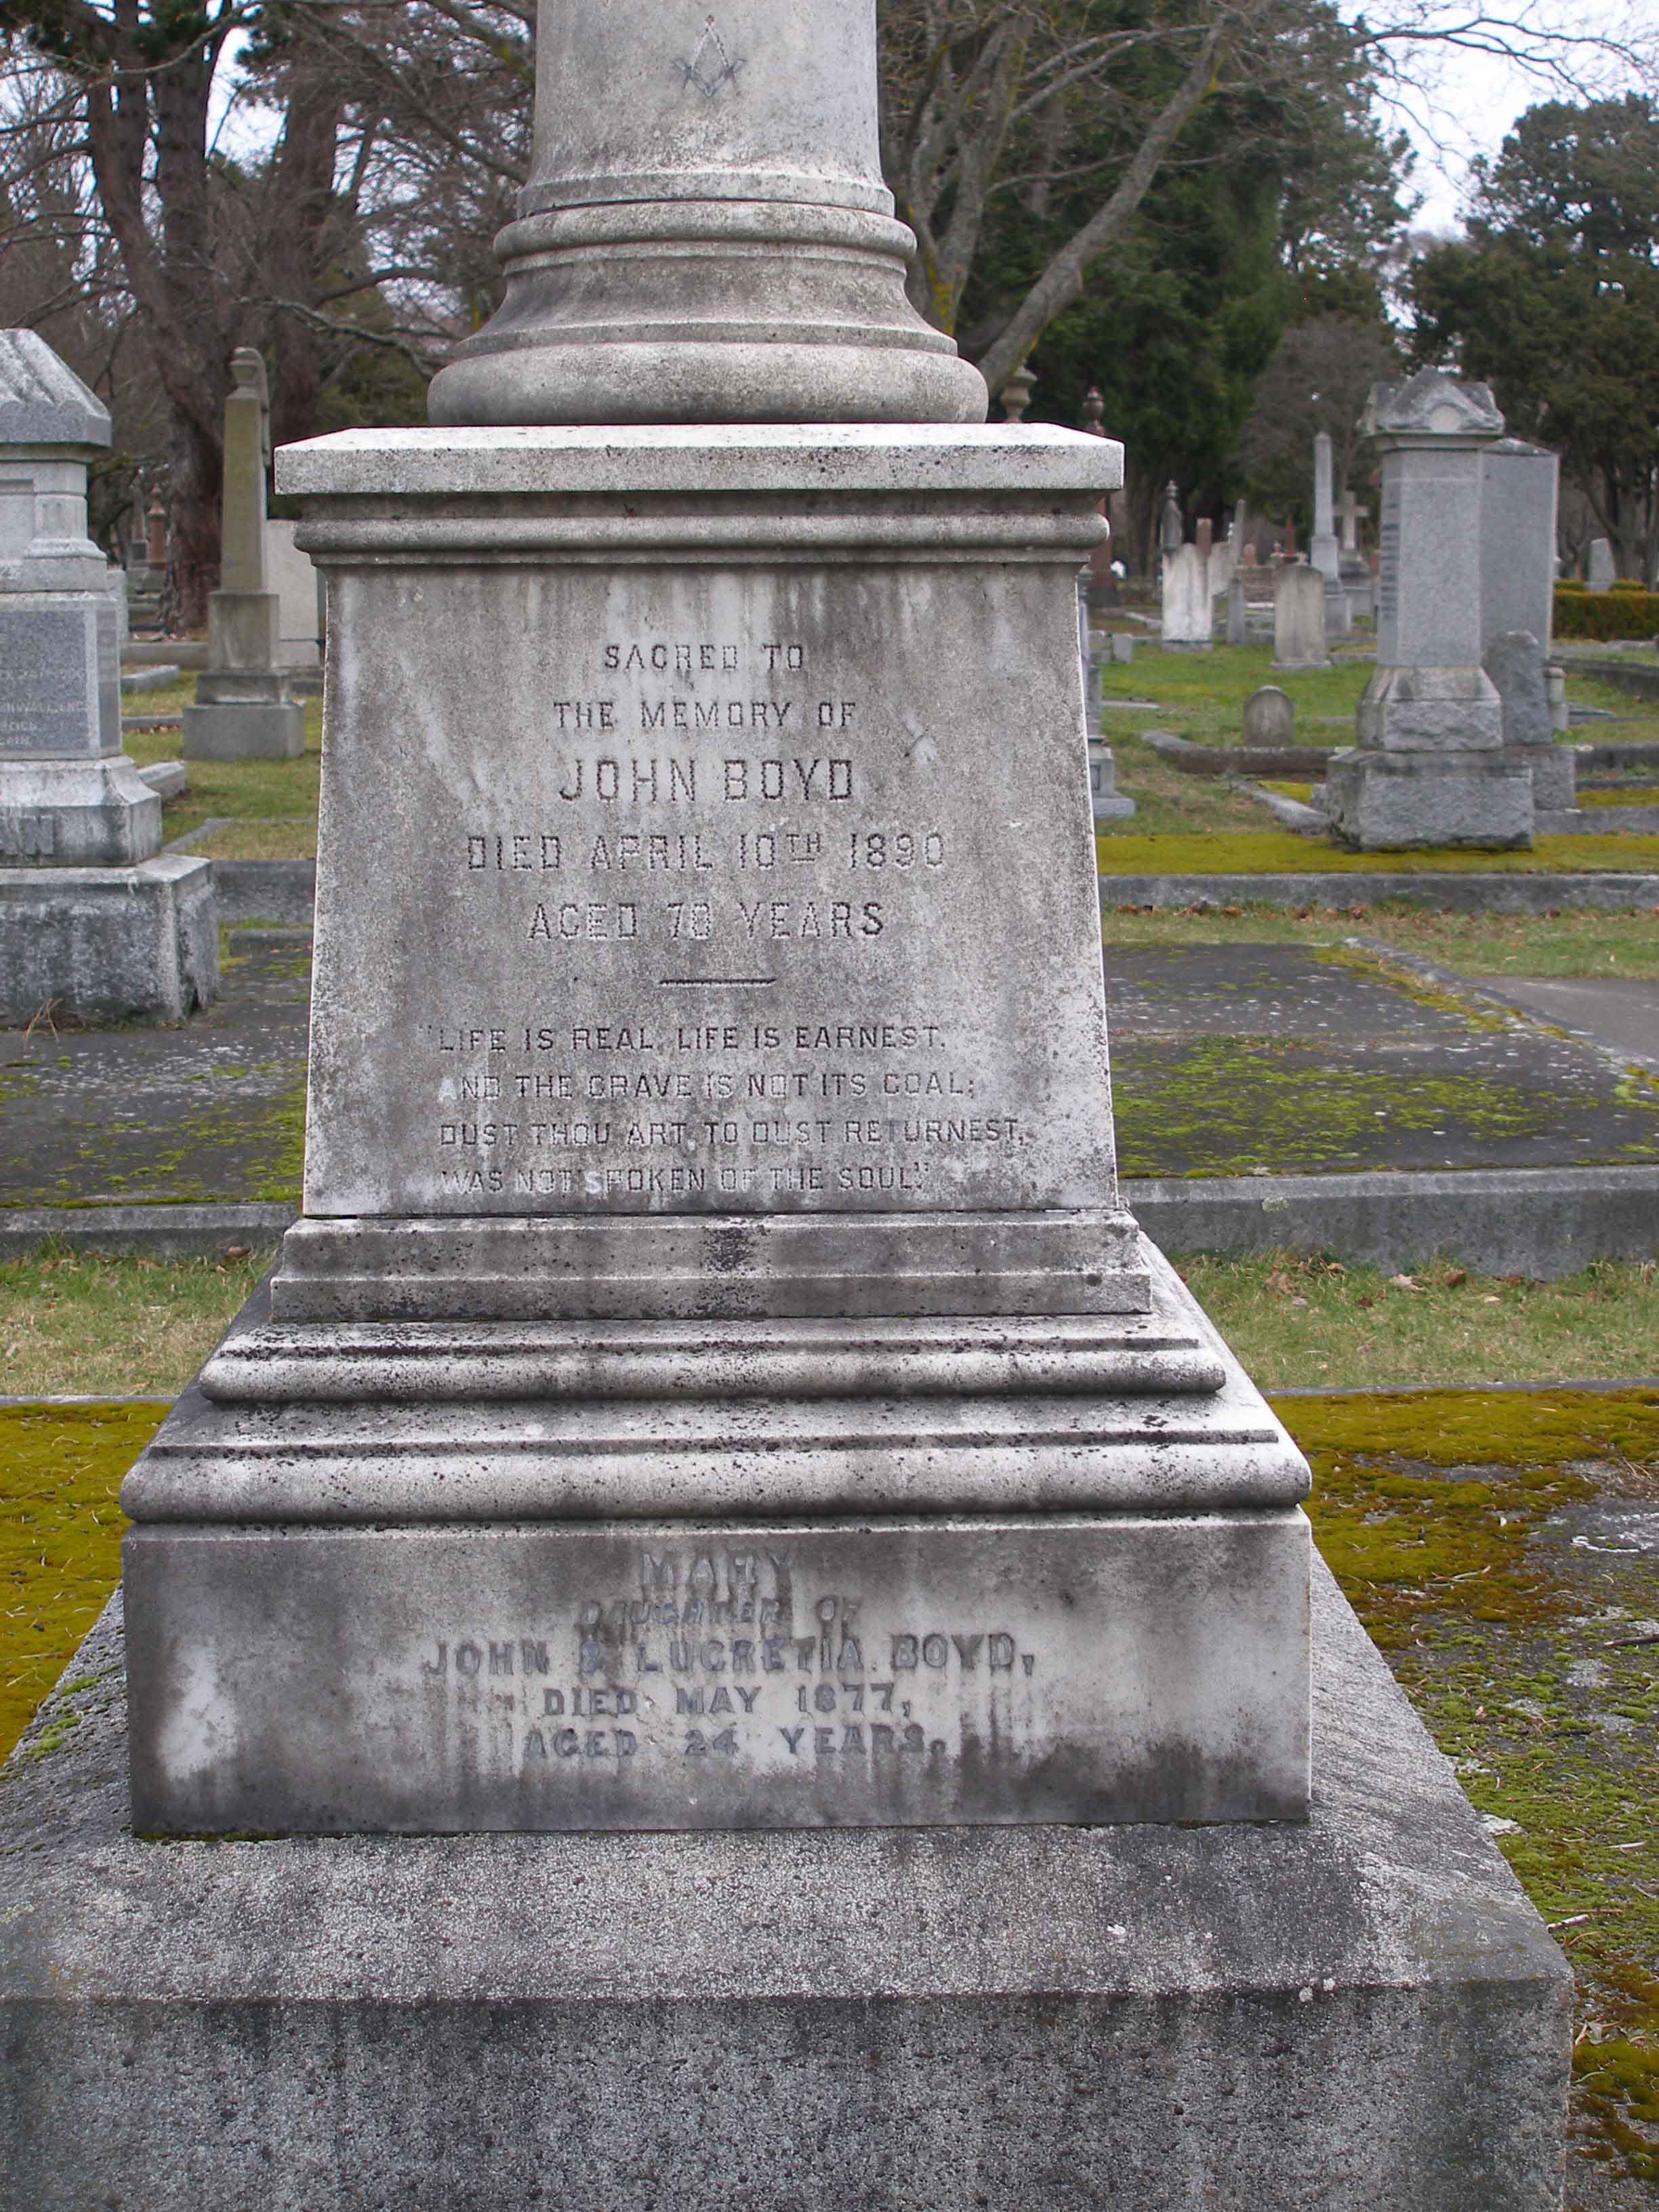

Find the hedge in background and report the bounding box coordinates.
[1554,584,1659,640]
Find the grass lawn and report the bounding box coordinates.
[2,1317,1654,2186]
[0,1246,274,1399]
[1180,1251,1659,1392]
[122,677,323,858]
[1101,901,1659,978]
[1095,640,1659,869]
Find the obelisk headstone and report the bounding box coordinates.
[1,15,1561,2207]
[126,0,1306,1843]
[182,350,305,761]
[0,330,218,1021]
[1310,431,1351,636]
[1324,370,1532,849]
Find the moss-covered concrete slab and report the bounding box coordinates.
[0,938,308,1211]
[1106,945,1659,1179]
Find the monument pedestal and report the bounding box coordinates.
[1,1564,1570,2211]
[0,329,219,1020]
[120,424,1314,1837]
[0,852,218,1023]
[182,665,304,762]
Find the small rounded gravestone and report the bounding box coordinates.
[1242,684,1295,747]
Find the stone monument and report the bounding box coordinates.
[1081,579,1135,823]
[1479,437,1572,808]
[1309,430,1349,636]
[181,350,306,762]
[0,330,217,1022]
[1160,539,1212,648]
[1587,536,1615,590]
[266,516,323,674]
[1244,684,1296,747]
[1226,570,1248,644]
[1324,369,1532,851]
[3,14,1569,2207]
[1337,484,1372,619]
[1273,558,1328,669]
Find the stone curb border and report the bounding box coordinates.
[5,1168,1656,1277]
[1127,1165,1659,1280]
[1101,870,1659,913]
[0,1204,293,1261]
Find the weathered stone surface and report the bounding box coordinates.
[189,347,302,761]
[1160,541,1211,647]
[1588,537,1615,590]
[1324,748,1532,851]
[1334,369,1525,849]
[1273,562,1328,669]
[1,1563,1571,2210]
[266,517,322,669]
[1481,438,1558,654]
[0,327,110,449]
[219,349,270,594]
[1357,665,1504,754]
[1089,737,1136,819]
[0,853,218,1022]
[1485,630,1576,811]
[277,428,1126,1242]
[0,594,119,761]
[1227,573,1247,644]
[428,0,985,428]
[0,756,161,866]
[1484,629,1551,750]
[123,1502,1311,1835]
[182,676,305,762]
[1243,684,1294,747]
[0,333,163,870]
[1309,431,1345,638]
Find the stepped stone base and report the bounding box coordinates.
[0,853,218,1022]
[0,1563,1570,2211]
[1324,748,1534,851]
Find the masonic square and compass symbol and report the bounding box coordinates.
[678,14,745,97]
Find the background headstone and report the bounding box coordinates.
[1481,438,1559,654]
[1587,537,1615,590]
[182,351,306,761]
[1324,369,1531,850]
[1226,574,1247,646]
[0,329,216,1019]
[1309,432,1350,637]
[1272,560,1328,670]
[265,518,323,672]
[1160,541,1212,649]
[1243,685,1295,747]
[1486,628,1575,811]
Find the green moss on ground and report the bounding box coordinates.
[1113,1033,1652,1179]
[0,1401,165,1761]
[1275,1389,1659,2186]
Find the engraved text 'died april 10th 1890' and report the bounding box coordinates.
[308,568,1113,1219]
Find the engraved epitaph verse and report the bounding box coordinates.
[311,565,1113,1216]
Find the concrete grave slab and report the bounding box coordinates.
[0,933,308,1206]
[1102,944,1659,1179]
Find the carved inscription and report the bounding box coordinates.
[412,1545,1042,1782]
[429,628,1039,1209]
[0,606,92,756]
